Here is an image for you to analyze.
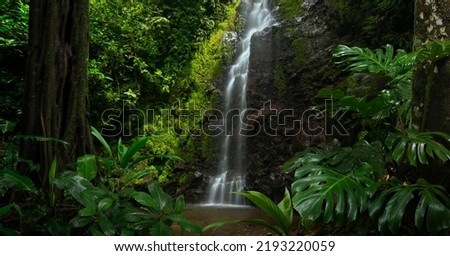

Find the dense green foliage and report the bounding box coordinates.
[323,0,414,49]
[272,0,414,49]
[283,41,450,234]
[0,0,241,235]
[1,125,199,235]
[88,0,234,122]
[0,0,28,120]
[1,0,448,237]
[54,128,199,235]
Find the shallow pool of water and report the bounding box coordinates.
[182,205,275,236]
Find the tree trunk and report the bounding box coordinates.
[413,0,450,133]
[21,0,93,187]
[413,0,450,189]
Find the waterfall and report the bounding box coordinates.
[206,0,273,206]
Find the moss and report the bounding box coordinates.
[274,62,287,97]
[187,0,241,93]
[291,36,313,65]
[273,0,304,20]
[168,0,241,165]
[200,134,214,160]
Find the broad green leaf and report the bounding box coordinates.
[55,172,93,203]
[0,169,37,194]
[417,143,428,164]
[378,186,414,233]
[174,195,185,213]
[277,188,293,229]
[292,165,372,229]
[124,169,151,184]
[131,191,159,210]
[294,193,324,229]
[151,221,173,236]
[415,186,450,232]
[99,216,116,235]
[0,204,14,219]
[237,190,290,234]
[115,208,149,223]
[117,138,127,167]
[89,226,104,236]
[120,137,150,169]
[79,207,97,217]
[98,198,114,212]
[48,158,57,187]
[392,140,406,164]
[70,216,93,228]
[132,220,155,231]
[407,142,418,166]
[79,190,98,211]
[148,182,172,212]
[91,126,112,157]
[416,40,450,62]
[77,154,98,181]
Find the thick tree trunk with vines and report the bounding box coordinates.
[413,0,450,133]
[21,0,93,187]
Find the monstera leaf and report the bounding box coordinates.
[291,163,375,228]
[386,130,450,166]
[283,139,386,179]
[369,178,450,233]
[333,44,415,79]
[416,40,450,62]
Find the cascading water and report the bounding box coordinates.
[206,0,273,206]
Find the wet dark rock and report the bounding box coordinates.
[244,0,347,199]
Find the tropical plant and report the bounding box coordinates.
[203,188,294,236]
[0,120,64,235]
[369,178,450,233]
[290,163,375,229]
[386,130,450,167]
[56,172,201,235]
[54,127,197,235]
[282,41,450,234]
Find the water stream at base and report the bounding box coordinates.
[205,0,273,207]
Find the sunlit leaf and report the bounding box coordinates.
[236,190,291,234]
[148,182,172,212]
[55,171,93,203]
[77,154,98,181]
[70,216,94,228]
[120,137,150,169]
[91,126,112,157]
[131,191,158,210]
[98,198,114,212]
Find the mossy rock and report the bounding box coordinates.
[273,0,304,20]
[292,36,314,65]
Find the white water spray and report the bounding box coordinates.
[207,0,273,206]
